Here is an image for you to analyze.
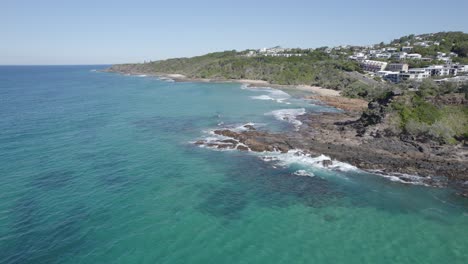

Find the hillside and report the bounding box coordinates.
[108,50,370,91]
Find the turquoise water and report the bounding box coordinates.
[0,66,467,264]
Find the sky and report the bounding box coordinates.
[1,0,468,65]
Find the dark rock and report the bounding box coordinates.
[214,130,239,138]
[237,145,249,151]
[221,139,239,145]
[243,125,256,131]
[322,160,333,167]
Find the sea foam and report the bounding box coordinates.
[243,85,292,104]
[259,150,358,172]
[265,108,306,130]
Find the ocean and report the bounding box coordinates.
[0,65,467,263]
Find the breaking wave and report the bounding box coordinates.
[259,150,358,172]
[265,108,306,130]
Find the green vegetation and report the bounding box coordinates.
[389,80,468,144]
[391,31,468,55]
[129,50,365,90]
[112,31,468,145]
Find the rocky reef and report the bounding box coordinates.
[195,102,468,197]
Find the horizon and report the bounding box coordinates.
[2,0,468,65]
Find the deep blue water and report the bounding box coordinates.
[0,66,467,264]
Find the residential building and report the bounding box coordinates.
[349,52,367,60]
[384,72,401,83]
[376,71,395,77]
[375,53,392,59]
[400,68,430,81]
[360,60,388,72]
[452,64,468,73]
[387,63,409,72]
[401,46,413,52]
[414,42,429,47]
[406,53,422,59]
[391,52,407,60]
[427,65,458,76]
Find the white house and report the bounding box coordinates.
[392,52,407,60]
[406,53,422,60]
[387,63,409,72]
[401,46,413,52]
[375,53,392,59]
[399,68,430,81]
[384,72,401,83]
[426,65,457,76]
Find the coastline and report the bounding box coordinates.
[105,67,468,197]
[104,69,356,110]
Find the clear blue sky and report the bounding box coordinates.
[2,0,467,65]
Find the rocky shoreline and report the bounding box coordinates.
[195,112,468,196]
[106,66,468,197]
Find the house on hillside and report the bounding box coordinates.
[401,46,413,52]
[361,60,388,72]
[399,68,430,81]
[406,53,422,59]
[387,63,409,72]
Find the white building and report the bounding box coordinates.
[375,53,392,59]
[349,52,367,60]
[392,52,407,60]
[414,42,429,47]
[426,65,458,76]
[400,68,430,81]
[401,46,413,52]
[387,63,409,72]
[384,72,401,83]
[452,64,468,73]
[406,53,422,60]
[361,60,388,72]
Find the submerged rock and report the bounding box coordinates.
[322,160,333,167]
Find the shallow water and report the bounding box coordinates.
[0,66,467,264]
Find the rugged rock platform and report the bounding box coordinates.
[195,112,468,197]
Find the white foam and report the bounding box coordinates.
[137,74,147,77]
[293,170,315,177]
[248,87,291,104]
[251,95,275,100]
[265,108,306,130]
[158,77,175,82]
[259,149,358,172]
[194,128,242,151]
[232,122,256,132]
[369,170,430,186]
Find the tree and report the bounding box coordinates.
[452,42,468,57]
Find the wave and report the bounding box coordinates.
[265,108,306,130]
[194,124,255,151]
[369,170,430,186]
[242,85,291,104]
[259,150,358,172]
[158,76,175,82]
[293,170,315,177]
